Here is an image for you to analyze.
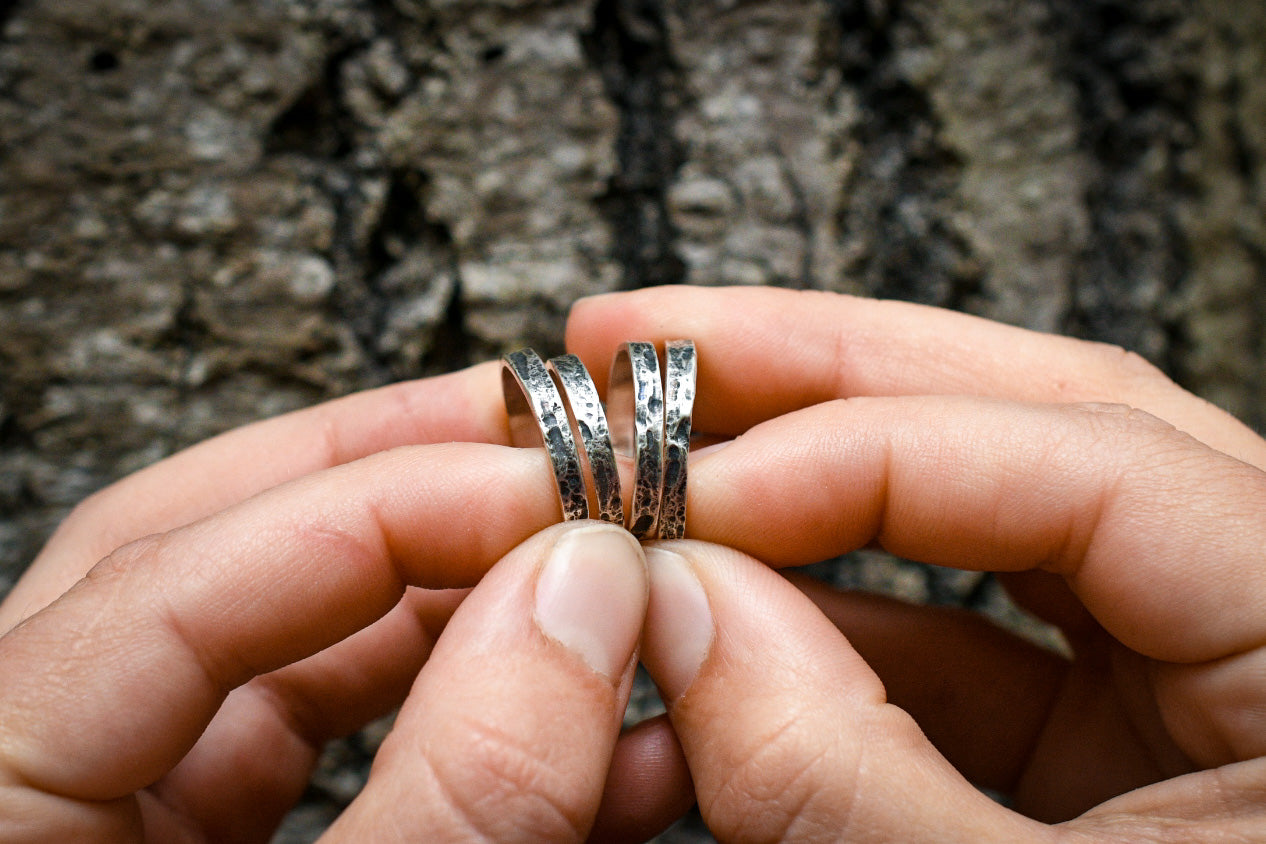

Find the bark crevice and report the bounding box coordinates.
[582,0,687,290]
[830,0,980,309]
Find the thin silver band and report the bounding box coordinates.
[501,349,589,521]
[609,341,665,540]
[658,339,697,539]
[547,354,624,526]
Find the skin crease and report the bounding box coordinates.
[0,284,1261,841]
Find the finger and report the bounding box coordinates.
[566,286,1266,466]
[791,576,1178,823]
[786,573,1067,794]
[328,522,648,842]
[640,541,1049,843]
[0,443,558,819]
[150,587,467,841]
[2,361,509,630]
[1067,758,1266,840]
[685,396,1266,667]
[588,714,695,844]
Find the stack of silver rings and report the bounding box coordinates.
[501,341,697,541]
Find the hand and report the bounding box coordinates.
[0,366,691,842]
[10,284,1265,842]
[568,285,1266,841]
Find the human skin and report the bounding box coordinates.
[0,366,689,842]
[2,284,1265,840]
[569,285,1266,841]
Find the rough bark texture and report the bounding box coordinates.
[2,0,1264,840]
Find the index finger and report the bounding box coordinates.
[566,286,1266,467]
[2,361,509,629]
[0,443,557,809]
[685,395,1266,670]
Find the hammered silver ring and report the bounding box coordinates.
[501,340,697,539]
[501,349,589,521]
[546,354,623,526]
[657,340,697,540]
[608,341,666,540]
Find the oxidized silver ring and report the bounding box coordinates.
[501,349,589,521]
[658,340,697,539]
[608,341,665,540]
[546,354,623,526]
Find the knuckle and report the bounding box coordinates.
[91,531,167,581]
[1069,401,1175,438]
[1071,401,1201,460]
[291,518,389,581]
[1059,397,1178,450]
[424,714,589,843]
[1066,405,1202,500]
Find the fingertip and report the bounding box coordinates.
[534,523,649,682]
[568,285,677,321]
[642,547,714,703]
[567,289,623,322]
[565,285,693,368]
[565,288,641,339]
[343,521,649,840]
[633,542,1045,844]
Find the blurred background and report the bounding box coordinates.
[1,0,1263,840]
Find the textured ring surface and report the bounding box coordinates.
[547,354,623,526]
[501,349,589,521]
[608,341,664,540]
[658,339,697,539]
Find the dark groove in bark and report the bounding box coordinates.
[422,257,474,376]
[772,140,817,290]
[266,49,358,159]
[582,0,686,290]
[1054,0,1198,373]
[829,0,979,309]
[1222,67,1266,433]
[362,171,421,377]
[0,1,22,45]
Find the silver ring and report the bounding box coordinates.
[608,341,664,540]
[658,340,697,539]
[501,349,589,521]
[546,354,623,526]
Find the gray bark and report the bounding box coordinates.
[1,0,1264,839]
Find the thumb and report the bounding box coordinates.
[328,521,648,842]
[639,540,1051,843]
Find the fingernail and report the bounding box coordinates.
[535,524,648,680]
[643,547,714,701]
